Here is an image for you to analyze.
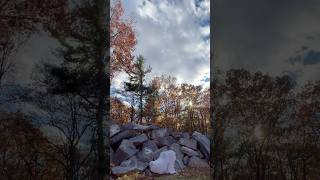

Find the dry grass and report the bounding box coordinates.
[115,167,211,180]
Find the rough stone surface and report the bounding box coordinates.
[122,123,159,131]
[110,148,114,164]
[151,128,169,139]
[178,138,197,150]
[181,146,199,157]
[192,132,210,160]
[169,143,183,160]
[113,140,138,165]
[172,132,190,139]
[153,146,169,160]
[137,147,154,163]
[128,133,148,146]
[110,123,121,137]
[156,136,176,147]
[111,130,138,145]
[174,159,185,171]
[111,156,147,176]
[183,156,189,165]
[110,122,210,176]
[143,140,158,151]
[169,143,185,171]
[197,150,204,158]
[171,132,183,139]
[188,156,210,168]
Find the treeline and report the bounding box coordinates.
[111,71,210,134]
[211,69,320,180]
[0,0,133,179]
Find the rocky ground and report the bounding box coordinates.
[110,121,210,179]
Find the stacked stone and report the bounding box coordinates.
[110,121,210,177]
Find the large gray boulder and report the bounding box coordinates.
[110,148,114,164]
[174,159,185,171]
[156,136,176,147]
[151,128,169,139]
[111,156,148,176]
[181,146,200,157]
[192,132,210,160]
[111,130,138,145]
[153,146,169,160]
[172,132,190,139]
[122,123,159,131]
[143,140,158,151]
[110,123,121,137]
[137,147,154,163]
[169,143,183,160]
[183,156,189,165]
[128,134,148,146]
[169,143,185,171]
[178,138,197,150]
[188,156,210,168]
[113,140,138,165]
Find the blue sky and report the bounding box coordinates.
[112,0,210,91]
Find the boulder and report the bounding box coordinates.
[143,140,158,152]
[156,136,176,147]
[110,123,121,137]
[122,123,159,131]
[110,148,114,164]
[137,147,154,163]
[181,146,199,157]
[169,143,183,160]
[197,150,204,158]
[136,159,148,171]
[183,156,189,165]
[188,156,210,168]
[113,140,138,165]
[151,128,169,139]
[178,138,197,150]
[154,146,169,160]
[192,132,210,160]
[111,156,147,176]
[169,143,185,171]
[174,159,185,171]
[128,134,148,146]
[182,132,190,139]
[172,132,190,139]
[144,169,153,176]
[149,150,176,174]
[111,130,138,145]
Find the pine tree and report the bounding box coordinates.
[41,0,110,179]
[124,55,152,124]
[144,78,161,124]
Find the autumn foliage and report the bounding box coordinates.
[0,112,61,180]
[110,0,137,79]
[111,74,210,134]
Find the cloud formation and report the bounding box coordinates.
[112,0,210,90]
[213,0,320,86]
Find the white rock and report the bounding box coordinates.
[149,150,177,174]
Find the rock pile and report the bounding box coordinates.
[110,121,210,177]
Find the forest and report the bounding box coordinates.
[211,69,320,180]
[1,0,319,180]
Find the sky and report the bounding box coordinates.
[213,0,320,87]
[112,0,210,91]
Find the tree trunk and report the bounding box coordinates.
[140,90,143,124]
[139,74,143,124]
[95,0,109,179]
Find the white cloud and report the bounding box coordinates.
[120,0,210,87]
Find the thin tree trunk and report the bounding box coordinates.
[95,0,109,179]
